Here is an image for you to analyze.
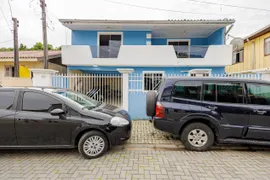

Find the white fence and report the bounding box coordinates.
[53,74,123,106]
[129,73,262,92]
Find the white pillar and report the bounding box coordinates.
[30,69,58,87]
[261,72,270,81]
[117,68,134,111]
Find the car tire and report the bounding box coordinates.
[146,91,157,117]
[78,131,108,159]
[181,123,214,151]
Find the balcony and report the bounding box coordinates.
[172,46,208,58]
[90,46,120,58]
[89,45,208,59]
[62,45,232,67]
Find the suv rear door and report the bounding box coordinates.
[201,81,250,139]
[245,83,270,140]
[0,89,17,145]
[162,80,202,121]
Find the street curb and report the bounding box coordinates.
[115,143,270,151]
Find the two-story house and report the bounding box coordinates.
[60,19,234,78]
[226,24,270,74]
[58,18,235,119]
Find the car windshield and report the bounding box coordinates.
[54,90,100,109]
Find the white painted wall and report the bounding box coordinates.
[62,45,232,67]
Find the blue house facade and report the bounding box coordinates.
[59,19,235,119]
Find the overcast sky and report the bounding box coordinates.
[0,0,270,48]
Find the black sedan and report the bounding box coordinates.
[0,87,131,159]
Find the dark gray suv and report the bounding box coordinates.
[146,77,270,151]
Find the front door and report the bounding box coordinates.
[15,91,72,146]
[245,83,270,140]
[0,90,17,145]
[201,82,250,139]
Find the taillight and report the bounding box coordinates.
[155,102,165,118]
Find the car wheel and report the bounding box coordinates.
[146,91,157,117]
[78,131,108,159]
[181,123,214,151]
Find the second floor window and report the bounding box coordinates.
[265,37,270,56]
[99,34,122,58]
[168,40,190,58]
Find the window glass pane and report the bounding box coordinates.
[172,81,201,100]
[0,91,15,110]
[168,42,178,46]
[99,35,110,46]
[217,83,244,104]
[144,73,163,91]
[247,83,270,105]
[265,38,270,55]
[111,35,121,41]
[203,83,216,102]
[23,92,62,112]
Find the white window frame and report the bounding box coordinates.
[97,32,123,58]
[188,69,212,77]
[167,39,191,58]
[142,71,165,91]
[265,37,270,56]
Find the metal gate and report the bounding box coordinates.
[53,74,123,107]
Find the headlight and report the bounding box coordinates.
[110,117,129,126]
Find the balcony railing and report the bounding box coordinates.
[89,45,209,58]
[173,45,209,58]
[90,46,120,58]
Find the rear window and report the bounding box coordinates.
[0,91,15,110]
[172,81,201,100]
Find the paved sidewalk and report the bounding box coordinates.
[1,148,270,180]
[127,120,181,145]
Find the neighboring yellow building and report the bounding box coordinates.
[0,51,66,78]
[226,25,270,74]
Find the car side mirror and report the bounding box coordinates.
[50,108,65,116]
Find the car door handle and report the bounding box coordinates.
[16,117,29,121]
[253,110,267,115]
[206,106,218,110]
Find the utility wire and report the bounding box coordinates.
[8,0,13,17]
[29,0,36,7]
[46,8,59,20]
[189,0,270,12]
[0,39,13,44]
[0,7,12,32]
[0,23,12,28]
[102,0,228,16]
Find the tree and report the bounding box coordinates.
[31,42,43,50]
[19,43,27,51]
[48,44,53,50]
[55,46,61,50]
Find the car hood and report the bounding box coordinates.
[79,103,131,123]
[94,103,131,121]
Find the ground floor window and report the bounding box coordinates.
[5,65,14,77]
[188,69,211,77]
[143,71,164,91]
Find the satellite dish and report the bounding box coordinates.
[230,38,244,52]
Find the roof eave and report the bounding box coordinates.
[244,25,270,42]
[59,19,235,27]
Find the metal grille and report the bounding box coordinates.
[53,74,123,107]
